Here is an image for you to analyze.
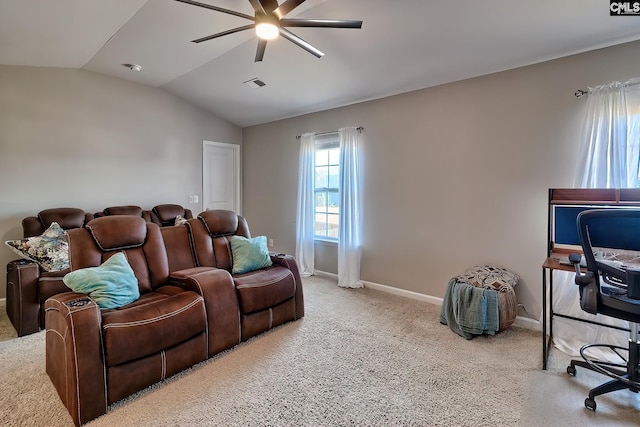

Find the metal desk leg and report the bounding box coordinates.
[542,267,547,370]
[542,266,555,370]
[549,270,554,343]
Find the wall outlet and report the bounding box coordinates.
[268,238,274,248]
[188,195,194,203]
[193,195,199,203]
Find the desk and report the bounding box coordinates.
[543,188,640,370]
[541,254,629,370]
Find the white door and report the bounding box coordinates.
[202,141,241,213]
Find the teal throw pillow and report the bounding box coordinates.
[5,222,69,272]
[230,235,273,274]
[63,252,140,309]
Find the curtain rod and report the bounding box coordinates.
[296,126,364,139]
[574,79,640,98]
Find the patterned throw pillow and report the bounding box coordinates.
[63,252,139,309]
[229,235,273,274]
[5,222,69,272]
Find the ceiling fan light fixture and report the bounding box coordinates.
[255,14,279,40]
[256,22,278,39]
[175,0,363,61]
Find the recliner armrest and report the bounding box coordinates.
[178,269,241,356]
[44,293,106,426]
[6,259,40,336]
[270,254,305,320]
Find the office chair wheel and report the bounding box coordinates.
[585,397,596,411]
[567,365,576,376]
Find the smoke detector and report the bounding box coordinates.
[122,63,142,72]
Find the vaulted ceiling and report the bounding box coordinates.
[2,0,640,127]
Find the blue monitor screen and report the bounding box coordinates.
[578,210,640,251]
[554,205,635,247]
[554,206,595,245]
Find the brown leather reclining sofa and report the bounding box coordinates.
[6,204,192,336]
[44,210,303,426]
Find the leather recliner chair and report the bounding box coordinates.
[45,216,239,426]
[190,210,305,341]
[6,207,93,336]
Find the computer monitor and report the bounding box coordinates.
[553,205,633,248]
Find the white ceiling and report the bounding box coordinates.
[2,0,640,127]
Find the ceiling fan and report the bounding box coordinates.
[175,0,363,62]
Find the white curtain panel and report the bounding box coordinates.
[627,78,640,167]
[574,80,640,188]
[337,127,363,288]
[295,132,316,276]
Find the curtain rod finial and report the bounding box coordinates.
[575,89,588,98]
[296,126,363,139]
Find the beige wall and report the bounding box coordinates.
[242,39,640,320]
[3,40,640,318]
[0,66,241,299]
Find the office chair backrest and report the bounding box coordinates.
[577,208,640,271]
[576,209,640,315]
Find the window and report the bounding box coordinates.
[575,80,640,188]
[314,135,340,240]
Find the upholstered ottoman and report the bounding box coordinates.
[454,265,519,331]
[440,265,519,339]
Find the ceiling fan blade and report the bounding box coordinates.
[255,39,267,62]
[261,0,280,13]
[273,0,306,19]
[175,0,254,20]
[280,19,363,29]
[247,0,265,14]
[279,28,324,58]
[192,24,255,43]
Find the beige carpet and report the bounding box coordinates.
[0,276,637,426]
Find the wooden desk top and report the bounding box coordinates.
[543,253,587,272]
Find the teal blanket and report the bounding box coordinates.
[440,278,499,340]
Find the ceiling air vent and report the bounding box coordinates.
[243,78,266,89]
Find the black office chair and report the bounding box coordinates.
[567,208,640,411]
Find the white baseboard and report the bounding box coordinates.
[314,270,337,280]
[513,315,541,331]
[313,271,541,332]
[362,280,445,306]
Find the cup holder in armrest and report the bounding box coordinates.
[65,298,92,308]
